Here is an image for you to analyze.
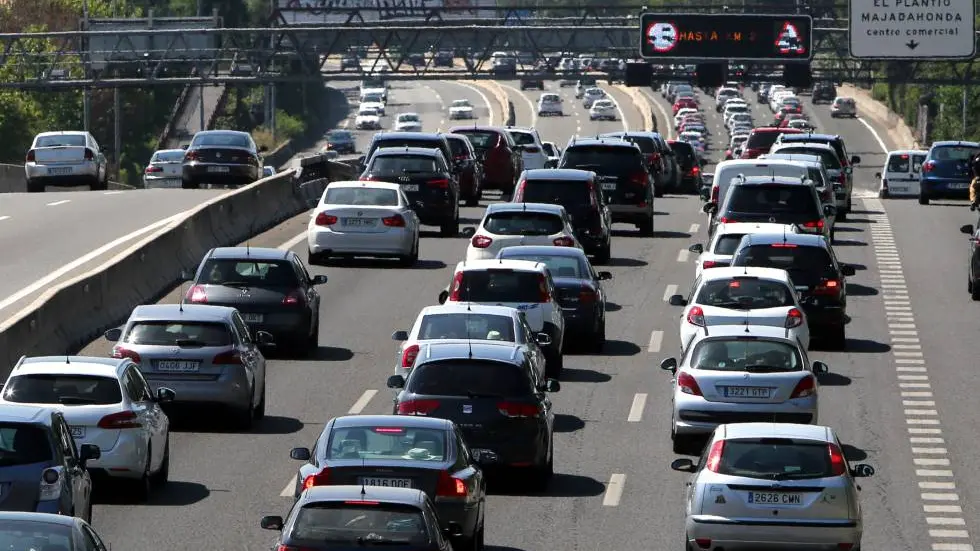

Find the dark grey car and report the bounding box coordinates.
[0,511,111,550]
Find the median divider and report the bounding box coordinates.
[0,153,354,376]
[613,85,655,132]
[463,80,515,126]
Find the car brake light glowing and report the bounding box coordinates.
[770,243,797,248]
[704,440,725,472]
[686,306,705,327]
[537,273,551,302]
[145,166,163,173]
[922,160,935,173]
[677,372,702,396]
[315,213,338,226]
[283,290,304,305]
[710,186,719,204]
[729,280,740,288]
[790,375,817,399]
[497,401,541,417]
[578,286,597,303]
[813,279,842,296]
[359,175,378,181]
[98,410,142,429]
[717,216,732,224]
[212,350,243,365]
[900,154,909,159]
[471,235,493,248]
[802,220,825,230]
[186,285,207,303]
[690,165,700,176]
[397,399,440,416]
[630,171,647,186]
[828,443,846,475]
[382,214,406,227]
[785,308,804,328]
[184,151,199,161]
[436,470,468,497]
[553,236,575,247]
[302,468,330,490]
[110,346,141,363]
[25,150,35,162]
[702,260,716,269]
[372,427,405,434]
[401,344,420,368]
[448,271,464,301]
[586,180,598,207]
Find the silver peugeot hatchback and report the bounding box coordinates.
[104,304,272,430]
[670,422,875,551]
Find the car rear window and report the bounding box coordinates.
[887,153,926,172]
[727,184,818,215]
[690,339,802,371]
[407,360,533,396]
[560,146,641,175]
[696,277,794,309]
[3,374,122,406]
[713,233,746,255]
[457,269,545,303]
[123,321,233,347]
[484,211,564,236]
[200,259,300,288]
[372,138,440,154]
[745,130,789,151]
[370,155,439,173]
[291,503,429,545]
[191,133,250,148]
[35,135,86,147]
[418,313,515,342]
[152,151,184,163]
[715,439,835,480]
[500,253,583,279]
[508,132,537,146]
[453,131,499,149]
[325,187,399,206]
[931,145,979,161]
[776,147,841,169]
[520,180,591,205]
[445,137,470,158]
[325,425,447,461]
[734,244,837,285]
[0,520,73,551]
[670,141,696,165]
[0,423,52,466]
[610,135,655,154]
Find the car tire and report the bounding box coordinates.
[91,175,108,191]
[971,278,980,301]
[829,325,847,350]
[671,426,695,455]
[529,440,554,492]
[307,316,320,353]
[545,349,563,379]
[133,448,152,503]
[236,390,255,431]
[307,251,326,266]
[638,215,655,237]
[440,212,459,237]
[398,238,419,267]
[458,524,485,551]
[26,179,43,193]
[590,317,606,353]
[593,242,611,265]
[255,383,267,420]
[918,194,929,205]
[182,180,200,190]
[151,436,170,488]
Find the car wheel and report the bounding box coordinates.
[529,440,554,492]
[236,390,255,430]
[593,242,611,265]
[398,238,419,267]
[440,212,459,237]
[133,447,152,502]
[151,436,170,488]
[182,180,200,190]
[671,425,694,454]
[829,325,847,350]
[545,348,564,379]
[91,175,108,191]
[971,279,980,301]
[255,382,267,420]
[308,251,326,266]
[307,316,319,353]
[638,215,655,236]
[590,317,606,353]
[918,194,929,205]
[26,179,43,193]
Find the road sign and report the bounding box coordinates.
[638,13,813,61]
[848,0,976,59]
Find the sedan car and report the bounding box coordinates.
[589,99,617,121]
[307,180,420,267]
[324,129,357,154]
[287,415,486,549]
[24,131,109,192]
[670,422,875,551]
[537,93,563,117]
[355,106,383,130]
[142,149,185,188]
[262,486,459,551]
[659,325,827,453]
[394,113,424,132]
[181,130,266,189]
[182,247,326,353]
[496,246,611,351]
[448,99,474,120]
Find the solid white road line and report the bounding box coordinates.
[602,473,626,506]
[348,389,378,414]
[647,330,664,353]
[279,232,307,251]
[453,82,496,126]
[46,200,70,206]
[857,116,891,154]
[663,284,678,302]
[627,394,647,422]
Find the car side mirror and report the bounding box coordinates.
[535,332,552,346]
[255,331,275,346]
[311,275,329,285]
[290,447,311,461]
[688,243,704,254]
[960,224,974,235]
[812,361,829,374]
[460,227,477,238]
[701,203,716,214]
[841,264,856,277]
[79,444,101,463]
[544,378,561,392]
[356,155,366,167]
[471,449,498,465]
[155,387,176,403]
[851,463,875,477]
[387,375,406,389]
[104,328,122,342]
[660,357,678,372]
[597,271,612,281]
[824,204,837,216]
[443,522,464,538]
[392,330,409,341]
[874,172,882,179]
[179,269,194,281]
[260,516,284,531]
[851,155,861,164]
[670,458,696,472]
[668,295,687,307]
[437,290,449,304]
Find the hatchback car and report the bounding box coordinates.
[462,202,581,261]
[670,422,875,551]
[448,99,474,120]
[918,140,980,204]
[355,106,383,130]
[581,87,606,108]
[688,222,798,279]
[142,149,185,188]
[181,130,266,189]
[709,175,834,240]
[443,133,483,206]
[324,129,357,154]
[589,99,618,121]
[394,113,424,132]
[830,96,857,117]
[537,93,564,117]
[599,131,675,194]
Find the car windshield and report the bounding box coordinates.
[418,313,515,341]
[727,185,816,215]
[0,424,51,466]
[325,425,447,461]
[501,253,583,279]
[931,145,979,161]
[734,244,837,286]
[484,212,564,236]
[454,131,499,150]
[325,187,399,206]
[398,114,420,123]
[696,277,794,309]
[152,151,184,163]
[3,374,122,406]
[456,269,545,303]
[199,259,300,288]
[191,133,251,148]
[370,155,439,173]
[35,135,86,147]
[776,147,841,169]
[560,146,641,175]
[363,93,383,102]
[690,339,802,372]
[407,360,532,396]
[521,180,591,206]
[715,439,837,480]
[123,321,233,346]
[452,100,470,107]
[290,503,430,546]
[0,521,73,551]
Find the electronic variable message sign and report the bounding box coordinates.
[639,13,813,61]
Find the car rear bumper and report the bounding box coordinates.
[244,312,311,341]
[25,161,99,181]
[674,396,817,435]
[562,305,601,336]
[435,501,482,538]
[308,227,415,257]
[81,433,144,478]
[920,178,971,198]
[144,176,182,189]
[183,163,258,184]
[145,375,252,410]
[687,515,860,550]
[802,304,846,329]
[609,203,653,222]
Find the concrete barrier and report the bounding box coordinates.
[613,85,655,132]
[0,153,354,375]
[465,80,513,126]
[839,84,920,150]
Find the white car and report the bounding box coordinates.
[142,148,185,188]
[877,149,928,198]
[25,131,110,193]
[674,107,699,128]
[361,100,385,116]
[726,112,753,130]
[0,355,174,497]
[505,127,549,170]
[589,99,617,121]
[354,107,382,130]
[389,303,548,377]
[359,87,387,104]
[537,93,563,116]
[393,113,423,132]
[668,266,811,354]
[688,222,799,279]
[787,118,817,131]
[448,99,474,120]
[582,87,606,108]
[307,180,420,266]
[464,202,581,261]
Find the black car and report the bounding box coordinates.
[443,134,483,207]
[360,132,457,180]
[324,129,356,154]
[512,169,613,262]
[490,57,517,75]
[707,175,834,237]
[599,131,675,196]
[730,232,855,349]
[386,341,560,488]
[360,147,460,236]
[181,130,267,189]
[812,82,837,103]
[0,512,110,550]
[959,222,980,300]
[496,246,611,350]
[668,139,704,194]
[558,138,655,235]
[261,485,457,551]
[433,50,454,67]
[184,247,327,354]
[288,415,486,549]
[519,71,546,90]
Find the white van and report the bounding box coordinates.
[707,159,816,234]
[877,149,928,198]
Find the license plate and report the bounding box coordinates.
[48,167,72,175]
[402,184,419,192]
[207,166,230,173]
[722,386,771,398]
[748,491,803,505]
[69,426,85,438]
[156,360,200,372]
[342,217,376,227]
[601,183,616,191]
[949,183,969,189]
[241,313,264,323]
[359,477,412,488]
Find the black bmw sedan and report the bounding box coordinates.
[181,130,267,189]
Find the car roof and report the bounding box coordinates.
[761,153,823,163]
[129,303,237,322]
[888,149,929,156]
[326,180,402,191]
[0,512,78,526]
[692,324,799,340]
[486,202,566,215]
[721,422,832,442]
[373,132,442,141]
[417,303,518,317]
[504,127,536,134]
[497,245,588,260]
[771,142,835,153]
[522,169,594,181]
[36,131,88,138]
[332,414,451,430]
[750,127,802,134]
[15,356,127,379]
[566,138,638,149]
[454,259,546,273]
[931,140,980,148]
[0,403,54,424]
[154,148,185,155]
[208,247,290,261]
[194,130,250,137]
[397,112,420,117]
[732,175,810,186]
[301,485,425,506]
[700,266,792,283]
[449,126,503,133]
[416,341,524,364]
[373,147,441,157]
[737,232,831,248]
[777,133,841,142]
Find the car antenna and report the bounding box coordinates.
[65,348,70,364]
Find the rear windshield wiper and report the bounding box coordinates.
[175,338,208,347]
[464,390,505,399]
[356,537,412,546]
[58,396,99,405]
[217,280,251,288]
[742,365,790,373]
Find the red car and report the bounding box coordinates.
[739,127,804,159]
[449,126,523,194]
[672,98,697,115]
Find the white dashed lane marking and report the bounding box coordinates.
[0,216,9,222]
[46,200,70,206]
[689,223,700,233]
[347,389,377,414]
[626,394,647,422]
[602,473,626,506]
[647,330,663,353]
[676,249,689,262]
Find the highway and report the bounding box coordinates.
[68,79,976,551]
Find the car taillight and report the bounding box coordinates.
[283,290,305,305]
[315,213,338,226]
[213,350,243,365]
[702,260,716,269]
[579,286,597,303]
[497,401,542,417]
[145,166,163,173]
[397,399,440,416]
[586,180,598,207]
[184,151,199,161]
[537,273,551,302]
[677,372,702,396]
[689,165,700,176]
[785,308,803,328]
[553,236,575,247]
[25,150,35,162]
[84,148,95,160]
[802,220,825,230]
[401,344,420,368]
[514,179,527,200]
[427,178,450,188]
[359,175,378,181]
[813,279,842,296]
[717,216,732,224]
[186,285,207,303]
[98,410,142,429]
[448,271,464,301]
[710,186,719,204]
[828,443,847,475]
[110,346,141,363]
[382,214,405,227]
[704,439,725,472]
[629,171,647,186]
[922,160,935,173]
[790,375,817,399]
[302,468,330,490]
[455,154,469,161]
[471,235,493,248]
[687,306,705,326]
[436,471,467,497]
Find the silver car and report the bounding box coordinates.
[660,325,827,453]
[104,303,272,430]
[670,422,875,550]
[143,149,185,188]
[24,131,109,193]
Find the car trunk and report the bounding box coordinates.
[699,304,792,331]
[428,394,538,452]
[559,148,646,206]
[690,369,809,404]
[148,161,182,178]
[552,277,591,310]
[325,460,444,497]
[198,284,293,321]
[320,206,404,233]
[129,342,233,380]
[44,404,123,454]
[190,147,253,164]
[517,180,596,226]
[34,146,87,164]
[699,475,845,520]
[366,170,447,209]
